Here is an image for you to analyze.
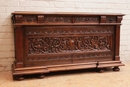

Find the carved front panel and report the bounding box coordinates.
[24,25,115,65]
[28,36,112,54]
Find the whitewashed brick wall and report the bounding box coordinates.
[0,0,130,71]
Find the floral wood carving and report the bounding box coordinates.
[44,16,71,23]
[23,16,37,23]
[26,28,114,35]
[106,16,117,23]
[74,16,99,23]
[28,36,111,54]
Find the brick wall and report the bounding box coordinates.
[0,0,129,71]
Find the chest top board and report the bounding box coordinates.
[11,11,124,80]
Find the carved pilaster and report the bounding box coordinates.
[14,26,24,68]
[115,25,120,60]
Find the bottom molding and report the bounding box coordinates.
[12,61,124,80]
[97,61,124,68]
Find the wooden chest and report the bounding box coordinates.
[11,11,124,80]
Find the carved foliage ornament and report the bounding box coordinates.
[28,36,111,54]
[23,16,37,23]
[26,28,114,35]
[74,16,99,23]
[27,52,112,62]
[44,16,71,23]
[106,16,117,23]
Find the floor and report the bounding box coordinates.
[0,61,130,87]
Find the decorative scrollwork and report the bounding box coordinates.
[44,16,71,23]
[26,28,113,35]
[106,16,116,23]
[74,16,99,23]
[23,16,37,23]
[27,52,112,61]
[28,36,111,54]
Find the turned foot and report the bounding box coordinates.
[97,68,105,73]
[37,74,45,79]
[15,76,24,81]
[113,66,120,71]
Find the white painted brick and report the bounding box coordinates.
[0,45,14,52]
[120,36,128,41]
[0,39,14,45]
[54,2,65,8]
[83,3,99,9]
[64,2,75,7]
[0,51,14,58]
[122,20,130,25]
[0,33,13,39]
[0,26,13,33]
[121,25,130,30]
[40,8,58,12]
[75,2,83,8]
[8,1,19,7]
[0,7,5,12]
[19,1,30,6]
[0,19,12,26]
[120,46,126,51]
[0,61,13,71]
[49,2,55,7]
[125,56,130,61]
[0,13,11,19]
[95,3,108,9]
[76,9,93,12]
[57,0,94,2]
[57,8,76,12]
[0,58,15,62]
[5,7,24,12]
[24,7,41,11]
[30,1,39,6]
[0,1,8,6]
[37,1,50,7]
[105,4,115,9]
[114,4,128,9]
[119,10,130,15]
[120,41,130,46]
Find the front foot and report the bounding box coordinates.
[97,68,105,73]
[113,66,120,71]
[37,74,45,79]
[14,75,24,81]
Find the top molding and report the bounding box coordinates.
[12,11,125,16]
[12,11,124,26]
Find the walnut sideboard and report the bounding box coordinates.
[11,11,124,80]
